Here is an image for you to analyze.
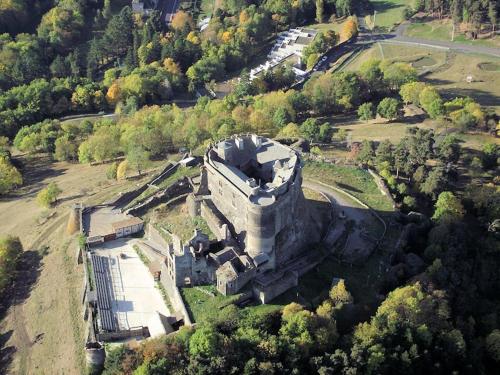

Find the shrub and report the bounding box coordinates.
[106,162,118,180]
[357,102,375,121]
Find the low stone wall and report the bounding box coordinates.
[160,272,192,325]
[110,162,179,209]
[127,179,192,216]
[147,224,170,253]
[200,200,228,241]
[367,168,397,209]
[254,271,298,304]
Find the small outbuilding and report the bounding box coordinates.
[111,217,144,238]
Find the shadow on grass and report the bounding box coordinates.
[336,182,364,194]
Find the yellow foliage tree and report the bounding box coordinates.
[116,160,128,180]
[277,123,301,138]
[221,31,233,44]
[171,11,194,30]
[106,82,121,106]
[186,31,200,45]
[239,10,250,24]
[163,58,181,75]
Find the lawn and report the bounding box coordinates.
[405,20,452,40]
[180,285,244,322]
[369,0,407,30]
[405,20,500,49]
[344,42,447,72]
[335,118,438,143]
[306,19,348,37]
[303,161,394,212]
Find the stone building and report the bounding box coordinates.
[163,135,321,302]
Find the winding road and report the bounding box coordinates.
[312,21,500,76]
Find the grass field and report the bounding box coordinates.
[344,44,500,113]
[405,20,500,49]
[344,43,448,72]
[369,0,407,30]
[336,118,438,143]
[307,19,348,39]
[303,161,394,212]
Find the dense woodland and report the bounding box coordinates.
[0,0,498,374]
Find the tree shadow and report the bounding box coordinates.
[0,330,15,374]
[5,155,67,199]
[372,0,404,12]
[0,250,42,373]
[440,88,500,107]
[336,182,363,194]
[56,193,86,205]
[421,77,454,86]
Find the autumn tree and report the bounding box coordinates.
[171,11,194,30]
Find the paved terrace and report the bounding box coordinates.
[92,239,171,337]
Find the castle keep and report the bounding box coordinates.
[162,135,320,302]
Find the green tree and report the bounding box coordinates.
[106,162,118,180]
[300,118,320,142]
[420,166,446,198]
[400,82,427,105]
[432,191,465,223]
[419,86,444,119]
[377,98,400,120]
[375,139,394,167]
[0,236,23,292]
[189,326,219,357]
[403,195,417,209]
[126,146,150,176]
[316,0,324,22]
[54,135,77,162]
[481,143,498,169]
[356,140,375,166]
[358,102,375,121]
[0,156,23,195]
[36,182,62,208]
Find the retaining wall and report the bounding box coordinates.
[160,270,192,325]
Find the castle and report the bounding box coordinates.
[160,135,322,303]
